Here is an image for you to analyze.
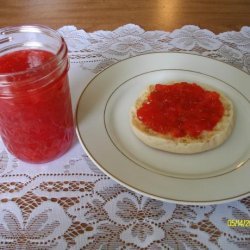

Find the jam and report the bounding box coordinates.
[0,50,54,73]
[137,82,224,138]
[0,49,74,163]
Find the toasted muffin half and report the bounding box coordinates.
[130,82,235,154]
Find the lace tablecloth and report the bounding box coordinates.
[0,24,249,249]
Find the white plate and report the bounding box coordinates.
[76,52,250,205]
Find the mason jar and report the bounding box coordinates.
[0,25,75,163]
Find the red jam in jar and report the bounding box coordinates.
[0,26,74,163]
[137,82,224,138]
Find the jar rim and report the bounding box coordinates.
[0,25,66,77]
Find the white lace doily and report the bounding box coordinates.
[0,24,249,250]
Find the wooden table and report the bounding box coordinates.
[0,0,250,33]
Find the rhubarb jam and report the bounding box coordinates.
[136,82,224,138]
[0,26,74,163]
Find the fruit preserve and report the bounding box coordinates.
[0,25,74,163]
[137,82,224,138]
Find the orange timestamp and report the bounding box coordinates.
[227,219,250,227]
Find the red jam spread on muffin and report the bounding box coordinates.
[136,82,224,138]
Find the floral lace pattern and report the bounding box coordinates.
[0,24,249,249]
[58,24,250,74]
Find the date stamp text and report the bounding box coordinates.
[227,219,250,227]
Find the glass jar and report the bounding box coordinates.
[0,25,75,163]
